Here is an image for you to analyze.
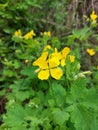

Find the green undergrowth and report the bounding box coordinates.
[0,28,98,130]
[0,0,98,130]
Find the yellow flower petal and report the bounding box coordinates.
[60,47,70,66]
[43,45,53,51]
[51,48,62,60]
[49,57,60,68]
[40,61,48,69]
[69,55,75,62]
[61,59,66,66]
[33,52,48,69]
[24,32,31,39]
[90,11,97,21]
[33,59,48,69]
[50,68,63,80]
[24,30,36,39]
[14,29,22,37]
[47,31,51,37]
[61,47,70,58]
[30,30,36,36]
[38,70,49,80]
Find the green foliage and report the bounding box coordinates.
[1,75,98,130]
[1,27,98,130]
[66,78,98,130]
[0,0,98,130]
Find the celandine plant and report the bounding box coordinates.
[1,30,98,130]
[33,46,74,80]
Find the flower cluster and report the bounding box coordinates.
[84,10,97,24]
[90,11,97,23]
[33,46,75,80]
[14,29,22,37]
[14,30,51,39]
[24,30,36,39]
[13,29,36,39]
[86,48,95,56]
[43,31,51,37]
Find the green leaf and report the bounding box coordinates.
[51,37,61,49]
[7,125,27,130]
[3,104,25,127]
[13,60,21,69]
[21,66,36,77]
[66,83,98,130]
[70,105,98,130]
[81,87,98,111]
[15,91,30,101]
[54,125,67,130]
[26,0,41,8]
[9,78,33,90]
[52,108,69,125]
[38,80,49,91]
[3,69,17,77]
[48,99,55,107]
[72,27,91,41]
[50,82,66,107]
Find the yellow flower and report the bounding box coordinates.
[50,48,62,61]
[43,45,53,51]
[43,31,51,37]
[25,60,29,63]
[33,52,63,80]
[69,55,75,62]
[33,52,48,68]
[24,30,36,40]
[90,11,97,22]
[60,47,70,66]
[14,29,22,37]
[86,48,95,56]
